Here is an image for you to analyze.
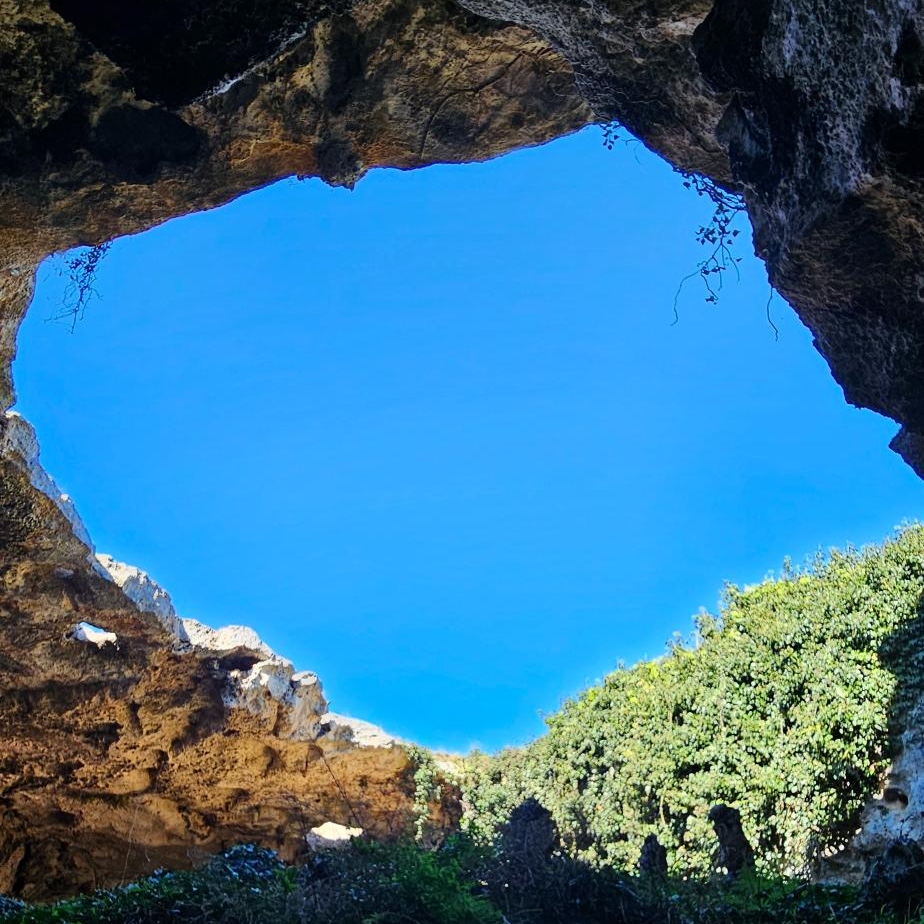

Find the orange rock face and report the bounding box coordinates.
[0,412,460,899]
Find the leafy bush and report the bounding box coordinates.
[0,844,294,924]
[461,526,924,876]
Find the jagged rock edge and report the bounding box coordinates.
[2,408,393,751]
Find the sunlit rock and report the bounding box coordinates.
[0,412,449,900]
[67,621,118,648]
[307,821,364,849]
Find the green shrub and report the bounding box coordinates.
[0,841,500,924]
[300,838,500,924]
[8,527,924,922]
[0,845,297,923]
[461,526,924,876]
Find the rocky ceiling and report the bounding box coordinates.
[1,0,923,899]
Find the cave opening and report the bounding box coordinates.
[13,127,924,753]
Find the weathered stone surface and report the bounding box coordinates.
[306,820,364,850]
[0,411,460,900]
[460,0,924,473]
[457,0,731,179]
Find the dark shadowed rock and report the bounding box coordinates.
[709,804,755,879]
[863,838,924,916]
[500,798,559,864]
[638,833,668,876]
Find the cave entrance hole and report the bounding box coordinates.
[14,127,924,752]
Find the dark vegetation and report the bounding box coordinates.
[460,526,924,876]
[4,527,924,922]
[601,121,748,316]
[49,242,111,332]
[0,832,919,924]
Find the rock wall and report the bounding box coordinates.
[458,0,924,473]
[0,0,589,898]
[0,412,465,900]
[3,0,924,898]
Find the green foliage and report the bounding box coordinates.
[405,744,444,843]
[458,748,534,845]
[461,526,924,876]
[350,838,500,924]
[0,841,500,924]
[641,873,875,924]
[293,837,501,924]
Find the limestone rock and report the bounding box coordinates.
[1,412,99,565]
[96,555,188,643]
[821,697,924,882]
[0,411,445,900]
[67,621,119,648]
[307,821,364,850]
[459,0,924,476]
[323,712,400,749]
[180,619,275,660]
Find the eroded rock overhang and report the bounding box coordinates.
[460,0,924,473]
[0,0,591,898]
[0,408,464,899]
[3,0,924,469]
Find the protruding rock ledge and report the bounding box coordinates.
[0,411,448,901]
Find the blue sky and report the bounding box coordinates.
[15,127,924,752]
